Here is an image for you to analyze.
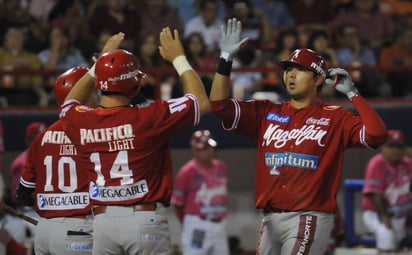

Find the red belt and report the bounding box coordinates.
[93,203,157,216]
[263,208,290,214]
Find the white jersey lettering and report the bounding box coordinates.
[41,131,72,146]
[262,123,327,148]
[80,124,134,145]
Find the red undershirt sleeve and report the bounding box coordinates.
[351,95,388,147]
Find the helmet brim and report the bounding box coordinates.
[279,61,311,71]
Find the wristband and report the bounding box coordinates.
[217,58,233,76]
[220,51,232,61]
[88,63,96,78]
[346,88,359,100]
[172,55,193,76]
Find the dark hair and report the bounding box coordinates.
[183,32,208,63]
[274,28,299,54]
[307,30,329,50]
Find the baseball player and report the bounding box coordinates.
[362,129,412,252]
[209,18,388,255]
[16,32,125,255]
[172,129,229,255]
[10,121,47,208]
[59,27,210,255]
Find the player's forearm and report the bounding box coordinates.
[371,193,391,224]
[181,69,210,115]
[351,95,387,144]
[210,57,233,101]
[63,72,95,104]
[210,73,231,101]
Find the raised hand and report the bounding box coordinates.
[159,27,185,63]
[325,68,359,99]
[101,32,125,54]
[220,18,249,61]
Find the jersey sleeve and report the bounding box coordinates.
[210,98,269,141]
[141,95,200,136]
[351,95,388,148]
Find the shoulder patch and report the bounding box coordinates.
[323,105,341,110]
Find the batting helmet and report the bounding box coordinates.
[54,67,89,105]
[279,49,326,77]
[191,129,217,149]
[95,49,146,97]
[26,122,47,139]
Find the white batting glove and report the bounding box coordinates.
[325,68,359,99]
[220,18,249,61]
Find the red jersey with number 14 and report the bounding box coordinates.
[61,95,200,206]
[20,119,92,218]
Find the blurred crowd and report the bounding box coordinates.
[0,0,412,107]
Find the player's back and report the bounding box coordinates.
[62,97,199,206]
[21,119,92,218]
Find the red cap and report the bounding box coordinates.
[26,122,47,139]
[191,130,217,149]
[387,130,404,145]
[279,48,327,77]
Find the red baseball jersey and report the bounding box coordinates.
[211,99,373,212]
[60,95,200,206]
[171,159,228,219]
[20,120,92,218]
[362,154,412,217]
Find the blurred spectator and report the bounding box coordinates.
[47,0,95,60]
[306,29,339,99]
[88,0,141,51]
[257,27,299,100]
[184,32,217,96]
[307,29,339,67]
[226,0,272,49]
[38,26,88,96]
[139,0,184,42]
[328,0,395,53]
[231,45,263,100]
[0,3,13,42]
[0,27,48,106]
[272,27,300,62]
[135,31,167,102]
[184,0,224,56]
[287,0,335,27]
[379,0,412,19]
[168,0,227,23]
[380,26,412,98]
[29,0,56,22]
[335,23,389,98]
[250,0,295,29]
[1,0,31,28]
[38,27,88,70]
